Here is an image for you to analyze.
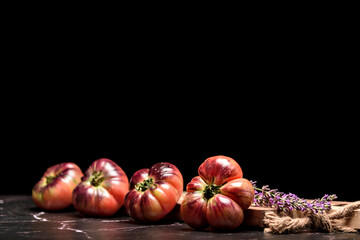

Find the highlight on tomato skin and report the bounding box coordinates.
[124,162,184,222]
[198,155,243,186]
[72,158,129,217]
[32,162,83,211]
[181,155,255,231]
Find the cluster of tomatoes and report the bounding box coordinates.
[32,156,254,231]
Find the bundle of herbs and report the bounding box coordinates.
[250,181,337,213]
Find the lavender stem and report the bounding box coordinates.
[250,180,337,213]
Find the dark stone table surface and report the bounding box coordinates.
[1,195,359,240]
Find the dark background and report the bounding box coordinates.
[1,13,358,202]
[2,82,358,202]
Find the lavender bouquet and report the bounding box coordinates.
[250,181,337,213]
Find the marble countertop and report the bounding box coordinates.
[0,195,358,240]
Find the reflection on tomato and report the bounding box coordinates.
[72,158,129,217]
[181,155,254,231]
[124,162,183,222]
[32,162,83,211]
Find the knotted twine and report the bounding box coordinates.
[263,201,360,234]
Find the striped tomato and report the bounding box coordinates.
[72,158,129,217]
[32,162,83,211]
[124,162,183,222]
[181,156,254,231]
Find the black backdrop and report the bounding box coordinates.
[2,13,358,203]
[2,86,358,202]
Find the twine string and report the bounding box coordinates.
[263,201,360,234]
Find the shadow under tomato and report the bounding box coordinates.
[126,218,183,226]
[29,205,77,213]
[180,224,263,233]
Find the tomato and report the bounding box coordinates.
[180,155,255,231]
[72,158,129,217]
[124,162,183,222]
[32,162,83,211]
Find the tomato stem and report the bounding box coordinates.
[46,176,55,185]
[135,178,155,192]
[203,184,222,200]
[91,171,105,187]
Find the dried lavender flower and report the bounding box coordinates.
[250,180,337,213]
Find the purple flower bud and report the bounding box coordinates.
[251,181,336,213]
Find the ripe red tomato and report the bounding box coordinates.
[32,162,83,211]
[181,156,255,231]
[72,158,129,217]
[124,162,183,222]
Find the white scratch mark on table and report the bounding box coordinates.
[58,222,93,239]
[32,212,48,221]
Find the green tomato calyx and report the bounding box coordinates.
[203,184,222,200]
[91,171,105,187]
[135,178,156,192]
[46,176,56,185]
